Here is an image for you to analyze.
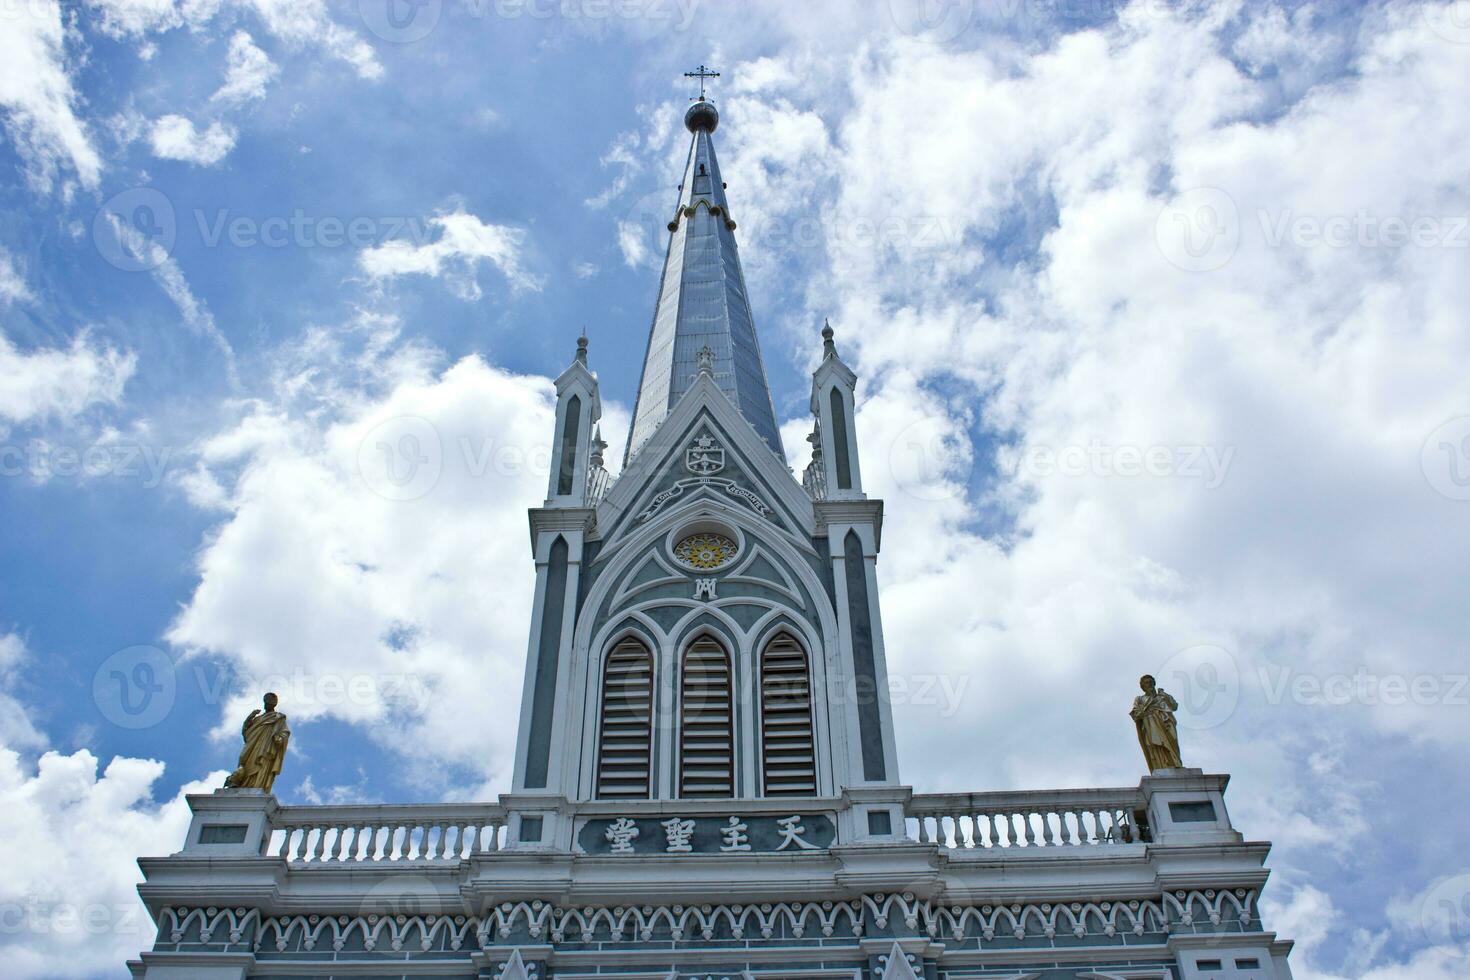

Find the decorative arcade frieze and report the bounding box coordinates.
[151,888,1261,955]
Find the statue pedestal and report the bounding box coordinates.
[1139,770,1242,846]
[177,789,278,857]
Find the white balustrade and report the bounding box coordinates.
[270,804,507,864]
[906,789,1147,849]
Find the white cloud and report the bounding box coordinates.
[87,0,376,78]
[358,208,542,300]
[211,31,278,104]
[616,220,650,268]
[0,0,102,191]
[166,312,632,792]
[0,635,45,752]
[0,249,34,304]
[0,745,219,979]
[244,0,382,80]
[103,212,238,382]
[0,625,222,978]
[0,330,136,429]
[574,261,599,280]
[84,0,220,38]
[166,321,555,790]
[148,114,237,165]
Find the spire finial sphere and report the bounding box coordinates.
[685,99,719,133]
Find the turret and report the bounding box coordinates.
[545,334,602,507]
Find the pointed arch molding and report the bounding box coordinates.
[611,549,689,606]
[592,497,821,620]
[726,545,805,609]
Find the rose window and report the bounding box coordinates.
[674,532,738,570]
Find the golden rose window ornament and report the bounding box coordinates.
[674,532,738,570]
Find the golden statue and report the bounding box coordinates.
[223,692,291,793]
[1131,674,1183,772]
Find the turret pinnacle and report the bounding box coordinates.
[623,84,784,465]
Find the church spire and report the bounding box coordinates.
[624,76,784,465]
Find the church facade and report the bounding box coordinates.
[130,95,1295,980]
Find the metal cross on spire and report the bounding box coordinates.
[684,64,720,100]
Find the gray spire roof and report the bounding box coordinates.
[624,100,784,465]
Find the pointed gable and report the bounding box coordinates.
[597,372,814,551]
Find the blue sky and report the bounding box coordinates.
[2,1,1470,977]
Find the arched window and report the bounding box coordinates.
[596,638,654,799]
[760,634,817,795]
[830,387,852,490]
[679,637,734,798]
[556,395,581,496]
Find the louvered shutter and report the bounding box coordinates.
[760,635,816,795]
[679,638,734,798]
[596,639,653,799]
